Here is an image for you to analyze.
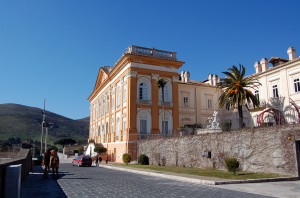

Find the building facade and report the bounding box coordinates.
[247,47,300,127]
[87,46,221,162]
[87,45,300,162]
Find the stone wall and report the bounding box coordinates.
[0,149,32,197]
[138,125,300,176]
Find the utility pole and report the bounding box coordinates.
[40,99,46,156]
[44,127,48,153]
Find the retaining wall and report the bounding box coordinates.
[138,125,300,176]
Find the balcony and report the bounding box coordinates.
[137,99,152,105]
[159,101,173,107]
[126,46,177,61]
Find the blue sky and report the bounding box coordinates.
[1,0,300,119]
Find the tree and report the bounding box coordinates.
[217,64,260,128]
[94,146,107,154]
[156,78,167,134]
[54,138,76,155]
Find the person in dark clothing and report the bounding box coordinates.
[43,149,51,178]
[49,150,59,179]
[105,154,108,164]
[95,155,99,166]
[99,155,102,164]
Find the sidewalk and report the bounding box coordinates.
[20,165,67,198]
[99,162,299,185]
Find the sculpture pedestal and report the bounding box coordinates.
[196,128,222,134]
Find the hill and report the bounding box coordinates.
[0,103,89,145]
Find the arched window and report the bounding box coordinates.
[137,110,151,139]
[159,81,172,103]
[139,83,148,100]
[159,110,173,135]
[137,77,151,102]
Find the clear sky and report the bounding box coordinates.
[1,0,300,119]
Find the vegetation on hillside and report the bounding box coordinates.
[0,103,89,148]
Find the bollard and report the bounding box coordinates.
[5,164,22,198]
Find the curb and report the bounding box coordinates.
[99,165,299,185]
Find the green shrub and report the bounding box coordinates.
[138,154,149,165]
[225,157,240,175]
[122,153,131,165]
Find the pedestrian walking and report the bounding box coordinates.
[49,150,60,179]
[43,149,51,179]
[105,154,108,164]
[99,155,102,164]
[95,155,99,166]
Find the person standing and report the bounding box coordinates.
[49,150,60,179]
[99,155,102,164]
[95,155,99,166]
[43,149,51,179]
[105,154,108,164]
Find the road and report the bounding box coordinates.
[57,164,273,198]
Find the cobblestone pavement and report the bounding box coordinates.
[57,164,272,198]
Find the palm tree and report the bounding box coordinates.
[217,64,260,128]
[156,78,167,134]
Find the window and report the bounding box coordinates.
[139,83,148,100]
[111,96,115,110]
[106,95,109,113]
[183,97,189,107]
[272,85,279,98]
[123,85,127,102]
[123,118,126,131]
[164,87,169,102]
[207,99,212,109]
[102,98,105,115]
[255,90,259,101]
[116,117,120,141]
[140,119,147,139]
[162,121,168,135]
[106,122,108,134]
[294,78,300,93]
[116,85,121,107]
[97,102,100,118]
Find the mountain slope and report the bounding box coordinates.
[0,103,89,144]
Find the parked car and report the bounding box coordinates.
[72,155,92,167]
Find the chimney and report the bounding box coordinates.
[254,61,261,73]
[180,71,185,82]
[208,74,213,85]
[260,58,268,72]
[287,47,296,60]
[212,75,218,86]
[186,71,190,83]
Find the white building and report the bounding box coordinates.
[246,47,300,127]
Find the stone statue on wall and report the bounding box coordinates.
[207,111,221,130]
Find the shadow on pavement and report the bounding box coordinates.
[21,166,67,198]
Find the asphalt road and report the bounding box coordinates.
[57,164,273,198]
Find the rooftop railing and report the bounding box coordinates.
[126,46,177,60]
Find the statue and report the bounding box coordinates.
[207,111,221,130]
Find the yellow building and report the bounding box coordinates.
[88,46,184,162]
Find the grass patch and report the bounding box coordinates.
[114,164,285,180]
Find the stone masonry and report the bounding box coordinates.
[138,125,300,176]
